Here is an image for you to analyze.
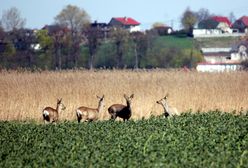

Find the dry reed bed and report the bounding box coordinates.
[0,70,248,121]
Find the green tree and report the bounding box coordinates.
[35,29,54,69]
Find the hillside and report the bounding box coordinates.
[154,35,194,49]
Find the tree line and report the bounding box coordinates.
[0,5,206,70]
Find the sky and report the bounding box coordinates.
[0,0,248,30]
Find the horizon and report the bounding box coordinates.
[1,0,248,30]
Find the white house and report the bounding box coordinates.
[193,16,233,38]
[196,44,248,72]
[109,17,141,32]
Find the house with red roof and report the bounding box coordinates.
[193,16,233,37]
[232,16,248,33]
[109,17,141,32]
[198,16,232,33]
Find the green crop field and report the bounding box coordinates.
[0,112,247,167]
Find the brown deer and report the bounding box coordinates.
[76,95,105,123]
[42,98,66,124]
[108,94,134,121]
[156,94,179,117]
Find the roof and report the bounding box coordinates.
[198,19,219,29]
[42,25,69,34]
[237,16,248,26]
[211,16,232,27]
[112,17,140,26]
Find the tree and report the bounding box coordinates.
[181,7,197,35]
[110,27,130,68]
[85,26,102,69]
[1,7,26,31]
[196,8,211,23]
[55,5,90,67]
[131,32,147,69]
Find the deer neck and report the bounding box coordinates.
[97,101,104,113]
[126,101,132,112]
[162,102,170,113]
[56,104,63,114]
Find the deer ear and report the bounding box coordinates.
[102,95,105,99]
[130,94,134,98]
[57,98,62,103]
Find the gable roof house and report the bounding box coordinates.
[232,16,248,33]
[193,16,232,37]
[109,17,141,32]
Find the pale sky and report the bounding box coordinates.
[0,0,248,30]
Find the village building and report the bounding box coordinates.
[108,17,141,32]
[193,16,233,37]
[232,16,248,33]
[196,41,248,72]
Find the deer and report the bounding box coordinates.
[156,94,179,117]
[76,95,105,123]
[108,94,134,121]
[42,98,66,124]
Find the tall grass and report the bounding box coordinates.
[0,69,247,122]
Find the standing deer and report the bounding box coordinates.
[156,94,179,117]
[42,98,66,124]
[76,95,105,123]
[108,94,134,121]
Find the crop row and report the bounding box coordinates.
[0,111,247,167]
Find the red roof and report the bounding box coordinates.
[113,17,140,25]
[238,16,248,26]
[211,16,232,27]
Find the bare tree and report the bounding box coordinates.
[196,8,211,23]
[1,7,26,31]
[55,5,90,67]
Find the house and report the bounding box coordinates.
[230,41,248,61]
[197,41,248,72]
[109,17,141,32]
[152,25,173,35]
[232,16,248,33]
[90,21,110,39]
[42,25,69,36]
[196,47,242,72]
[196,62,241,72]
[193,16,232,37]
